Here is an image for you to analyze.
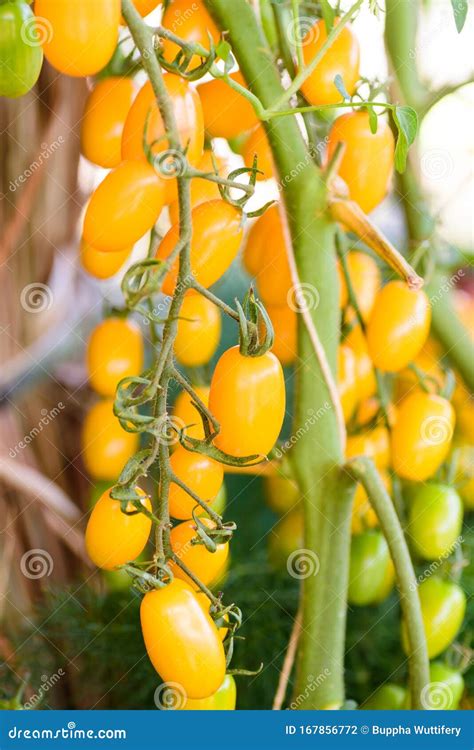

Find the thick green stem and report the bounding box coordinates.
[345,458,429,709]
[206,0,350,709]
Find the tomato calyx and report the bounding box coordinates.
[190,507,236,549]
[155,28,217,81]
[237,287,274,357]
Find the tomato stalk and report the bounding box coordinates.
[205,0,353,709]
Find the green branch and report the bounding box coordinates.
[345,457,429,709]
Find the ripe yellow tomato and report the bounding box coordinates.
[169,447,223,520]
[86,317,144,397]
[174,292,221,367]
[264,474,300,515]
[344,325,377,403]
[453,383,474,443]
[122,75,203,202]
[242,214,267,278]
[156,200,243,295]
[35,0,120,77]
[81,399,139,480]
[300,19,359,106]
[121,0,160,23]
[83,161,165,253]
[242,125,274,181]
[209,346,286,457]
[327,111,395,213]
[85,487,151,570]
[391,392,455,481]
[169,518,229,586]
[338,345,357,422]
[80,241,131,280]
[454,443,474,510]
[140,579,226,698]
[242,204,291,305]
[395,344,445,401]
[172,386,210,443]
[265,303,298,367]
[346,426,390,470]
[178,674,236,710]
[366,282,431,372]
[161,0,220,69]
[168,150,229,225]
[340,252,381,321]
[198,70,259,139]
[81,77,136,169]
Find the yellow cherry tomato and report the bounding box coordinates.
[242,204,292,305]
[81,399,139,480]
[209,346,286,457]
[174,292,221,368]
[81,77,136,169]
[338,344,357,422]
[122,75,204,202]
[169,518,229,587]
[86,317,144,398]
[156,200,243,295]
[242,214,267,278]
[300,19,360,106]
[242,125,274,181]
[346,426,390,470]
[35,0,120,77]
[327,111,395,213]
[198,70,259,140]
[391,392,455,481]
[395,344,446,402]
[345,325,377,403]
[172,386,210,443]
[85,487,151,570]
[264,474,300,515]
[453,382,474,443]
[366,281,431,373]
[168,150,229,225]
[265,303,298,367]
[80,241,131,280]
[169,447,223,520]
[161,0,220,69]
[178,674,236,710]
[340,251,381,321]
[83,160,165,253]
[140,579,226,698]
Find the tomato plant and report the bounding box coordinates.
[86,317,144,398]
[0,1,43,98]
[81,77,136,169]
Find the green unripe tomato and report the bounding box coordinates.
[408,483,463,560]
[348,530,390,606]
[361,683,407,710]
[402,577,466,659]
[0,1,44,98]
[404,662,464,709]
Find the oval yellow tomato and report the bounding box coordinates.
[172,386,210,443]
[80,241,131,280]
[81,77,136,169]
[344,324,377,403]
[243,204,292,305]
[242,125,273,181]
[209,346,286,457]
[86,317,144,397]
[198,70,259,139]
[35,0,120,77]
[300,19,360,106]
[340,251,381,321]
[265,303,297,367]
[81,399,139,480]
[156,200,243,295]
[169,447,223,520]
[327,111,395,213]
[169,518,229,587]
[85,487,151,570]
[83,160,165,253]
[161,0,220,69]
[338,345,357,422]
[174,292,221,367]
[346,426,390,470]
[140,579,226,698]
[391,392,455,481]
[366,281,431,372]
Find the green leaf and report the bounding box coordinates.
[320,0,336,33]
[392,105,418,173]
[366,105,378,134]
[451,0,468,32]
[334,74,350,101]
